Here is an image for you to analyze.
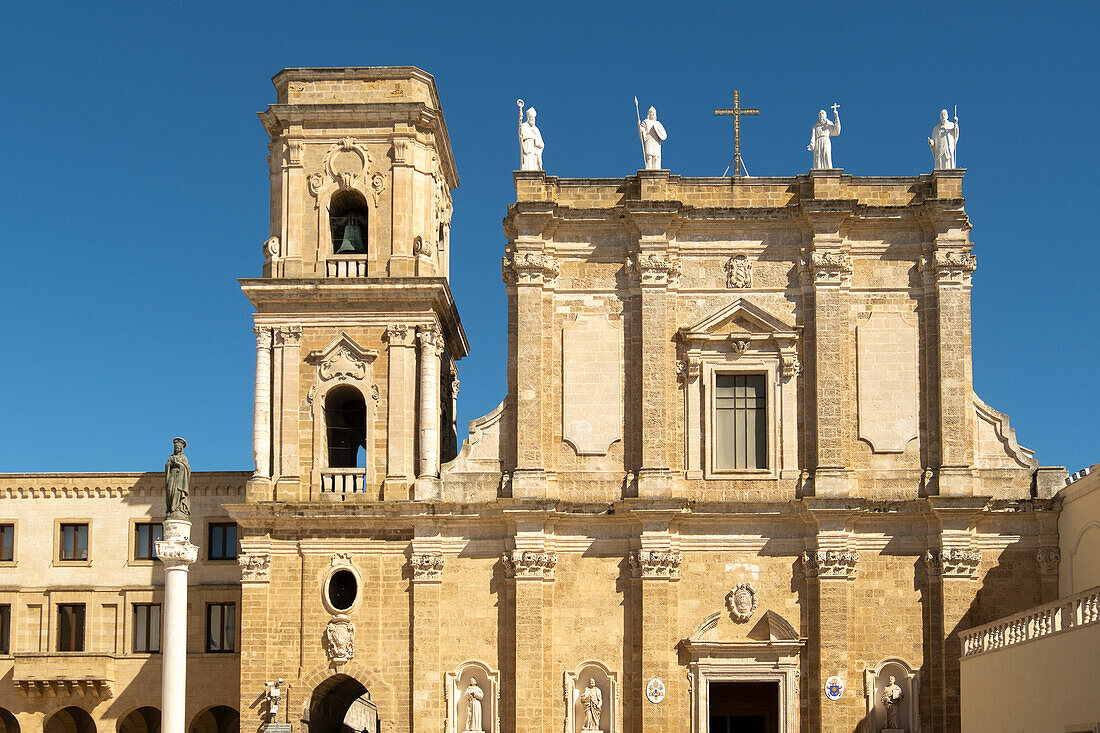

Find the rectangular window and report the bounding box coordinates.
[206,602,236,652]
[57,603,85,651]
[134,523,163,560]
[59,523,89,561]
[0,524,13,562]
[715,374,767,470]
[208,523,238,561]
[132,603,161,653]
[0,604,10,654]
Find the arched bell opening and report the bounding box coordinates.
[308,675,377,733]
[324,385,367,469]
[329,190,369,255]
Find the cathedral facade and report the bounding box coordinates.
[0,67,1067,733]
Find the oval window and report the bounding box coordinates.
[327,569,358,611]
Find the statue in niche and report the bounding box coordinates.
[808,105,841,169]
[518,103,544,171]
[638,106,667,170]
[580,678,603,731]
[880,675,903,730]
[928,108,960,169]
[464,677,484,733]
[164,437,191,520]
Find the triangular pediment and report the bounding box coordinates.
[306,332,378,382]
[679,298,797,341]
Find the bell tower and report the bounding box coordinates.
[242,67,467,502]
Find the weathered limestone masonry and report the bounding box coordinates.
[223,68,1064,733]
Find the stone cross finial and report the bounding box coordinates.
[713,90,759,177]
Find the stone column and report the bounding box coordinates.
[384,325,416,500]
[631,529,681,732]
[505,539,556,733]
[155,521,198,733]
[253,327,273,479]
[415,325,443,499]
[802,196,856,496]
[410,539,444,733]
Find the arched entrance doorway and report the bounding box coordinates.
[0,708,20,733]
[117,707,160,733]
[44,707,95,733]
[188,706,239,733]
[308,675,377,733]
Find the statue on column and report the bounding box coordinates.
[580,678,603,731]
[928,108,960,169]
[638,106,667,169]
[880,675,903,729]
[264,678,283,724]
[517,101,544,171]
[464,677,484,733]
[808,105,841,169]
[164,437,191,520]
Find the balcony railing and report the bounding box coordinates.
[326,256,369,278]
[959,585,1100,658]
[320,469,369,495]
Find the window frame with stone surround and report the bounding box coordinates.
[56,603,86,652]
[131,603,162,654]
[56,521,91,565]
[207,522,238,561]
[131,521,162,563]
[205,602,236,653]
[0,522,14,564]
[0,603,10,654]
[702,362,778,479]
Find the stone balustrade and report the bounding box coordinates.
[960,585,1100,658]
[326,256,369,277]
[319,468,369,495]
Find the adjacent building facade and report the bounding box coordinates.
[0,67,1083,733]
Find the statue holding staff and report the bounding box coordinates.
[517,100,544,171]
[928,107,960,169]
[636,103,667,170]
[808,104,841,169]
[164,437,191,520]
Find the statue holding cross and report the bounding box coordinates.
[714,90,759,177]
[808,103,841,170]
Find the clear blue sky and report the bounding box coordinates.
[0,1,1096,475]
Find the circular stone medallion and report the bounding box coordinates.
[824,675,845,701]
[645,677,666,704]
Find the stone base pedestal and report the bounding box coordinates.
[263,724,293,733]
[882,728,904,733]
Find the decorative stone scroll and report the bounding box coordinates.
[801,549,859,579]
[411,552,445,582]
[238,552,271,581]
[803,250,853,286]
[630,549,682,580]
[726,583,758,623]
[925,548,981,578]
[503,550,558,580]
[781,355,802,381]
[920,250,977,286]
[629,254,681,287]
[501,252,559,285]
[323,614,355,664]
[324,137,374,191]
[725,255,753,289]
[1036,547,1061,577]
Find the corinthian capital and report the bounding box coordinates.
[501,252,560,285]
[630,549,683,579]
[503,549,558,580]
[410,552,445,582]
[920,250,977,286]
[630,254,681,287]
[803,250,853,287]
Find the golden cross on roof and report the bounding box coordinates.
[714,90,759,177]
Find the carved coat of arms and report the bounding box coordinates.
[726,582,757,623]
[324,614,355,664]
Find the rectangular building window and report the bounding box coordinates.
[134,523,163,560]
[206,602,236,652]
[0,524,13,562]
[0,604,10,654]
[57,603,85,651]
[715,374,767,470]
[208,523,238,561]
[132,603,161,653]
[59,523,89,561]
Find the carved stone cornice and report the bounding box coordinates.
[803,250,853,287]
[238,552,271,582]
[630,549,683,580]
[725,255,753,289]
[920,250,977,286]
[503,550,558,580]
[1036,548,1061,577]
[925,548,981,578]
[155,540,198,568]
[801,549,859,579]
[410,552,445,582]
[501,252,560,286]
[629,253,681,287]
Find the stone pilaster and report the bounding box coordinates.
[415,325,443,499]
[384,325,416,500]
[280,137,304,277]
[237,550,272,727]
[275,326,301,499]
[802,193,856,497]
[390,136,415,276]
[155,521,198,733]
[410,535,444,733]
[252,326,273,479]
[504,536,557,733]
[631,529,681,731]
